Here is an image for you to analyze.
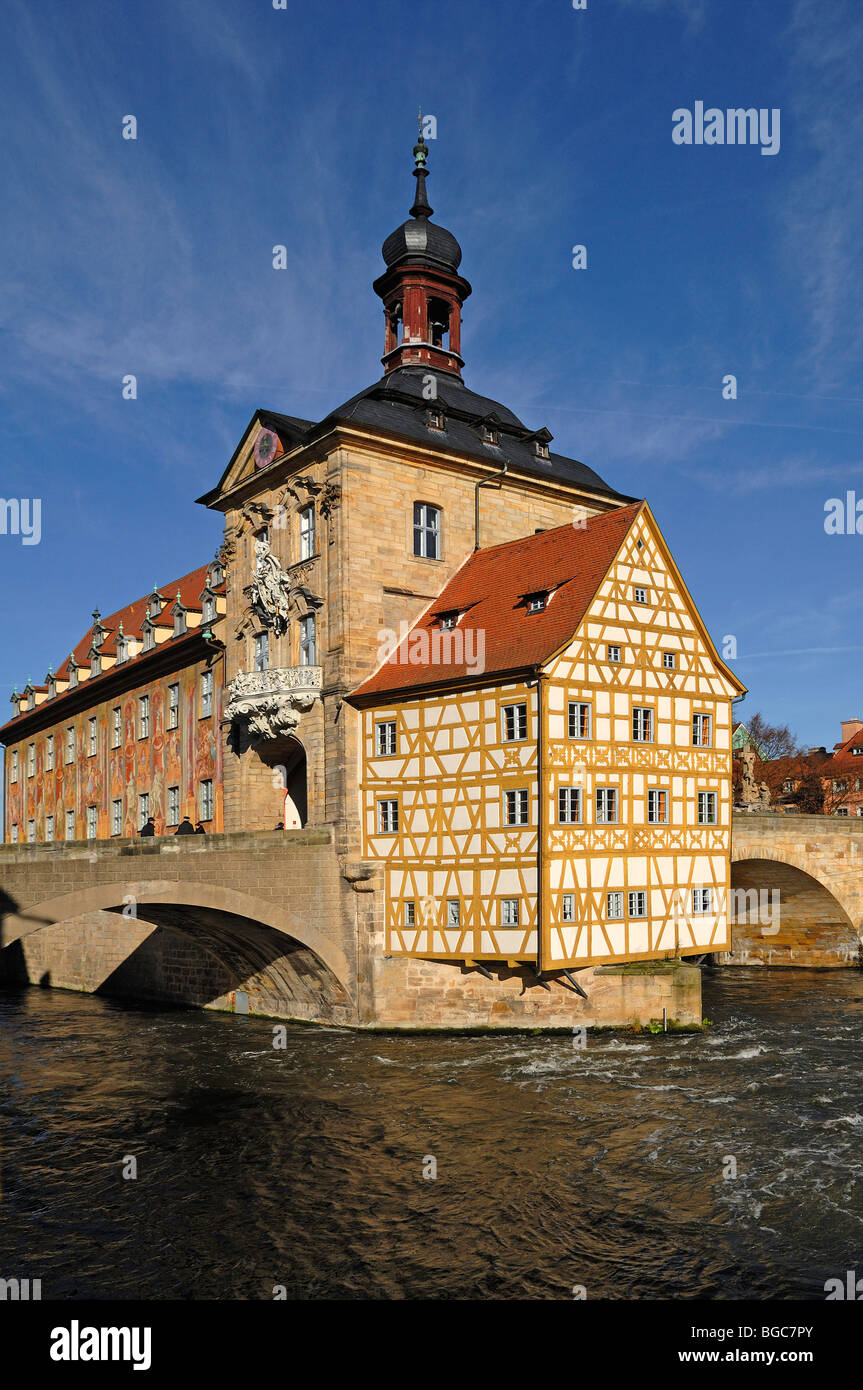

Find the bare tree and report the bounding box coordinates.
[744,712,800,761]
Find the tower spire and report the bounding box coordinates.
[410,111,433,220]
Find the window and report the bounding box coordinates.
[300,615,316,666]
[168,685,179,731]
[300,505,315,560]
[139,695,150,739]
[46,735,55,772]
[27,743,35,776]
[90,652,101,677]
[10,749,18,781]
[692,712,712,747]
[200,779,214,822]
[628,891,647,918]
[633,586,648,604]
[558,787,582,824]
[607,892,624,920]
[413,502,441,560]
[693,887,712,914]
[86,806,97,839]
[783,779,794,794]
[632,707,653,742]
[568,702,591,739]
[142,625,155,652]
[45,815,54,841]
[836,807,849,817]
[503,703,528,741]
[853,746,863,757]
[65,727,75,763]
[596,787,618,824]
[202,593,216,624]
[439,612,458,630]
[698,791,718,825]
[138,793,149,828]
[527,593,547,613]
[377,798,399,833]
[832,779,847,793]
[200,670,213,718]
[427,408,445,430]
[65,809,75,840]
[147,593,162,618]
[168,786,180,826]
[504,789,529,826]
[111,800,122,836]
[109,706,121,749]
[446,899,460,927]
[27,819,36,843]
[68,664,78,688]
[116,632,128,663]
[254,632,269,672]
[562,893,575,922]
[607,644,621,663]
[173,608,187,637]
[403,901,416,927]
[208,561,224,588]
[88,717,97,756]
[500,898,520,927]
[10,825,18,843]
[534,440,549,460]
[375,721,397,756]
[662,652,676,670]
[647,789,668,824]
[481,423,499,445]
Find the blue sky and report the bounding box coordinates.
[1,0,861,748]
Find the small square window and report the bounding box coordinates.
[607,645,621,663]
[403,901,415,927]
[446,899,460,928]
[527,593,547,613]
[693,887,712,915]
[606,892,624,920]
[633,586,648,604]
[500,898,520,927]
[562,893,575,923]
[662,652,676,670]
[628,891,647,918]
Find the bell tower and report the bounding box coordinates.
[373,128,472,379]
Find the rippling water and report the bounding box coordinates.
[2,968,862,1300]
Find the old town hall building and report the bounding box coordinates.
[1,134,744,1012]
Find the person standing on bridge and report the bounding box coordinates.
[194,822,206,834]
[140,817,156,837]
[175,816,195,835]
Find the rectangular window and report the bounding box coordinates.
[27,819,36,843]
[413,502,441,560]
[836,807,849,816]
[375,721,397,756]
[504,788,529,826]
[11,824,19,843]
[568,702,591,739]
[300,615,316,666]
[109,706,120,749]
[27,743,35,776]
[558,787,582,824]
[254,632,269,672]
[596,787,618,824]
[647,789,668,824]
[200,779,214,822]
[698,791,717,825]
[633,586,648,604]
[168,786,180,826]
[628,891,647,918]
[632,707,653,742]
[88,717,97,756]
[45,815,54,841]
[527,594,547,613]
[139,694,150,739]
[200,670,213,718]
[10,749,18,781]
[46,735,54,772]
[662,652,676,670]
[86,806,97,839]
[111,800,122,836]
[300,505,315,560]
[65,809,75,840]
[138,792,149,829]
[65,727,74,763]
[501,898,520,927]
[692,712,712,747]
[693,887,712,914]
[377,798,399,833]
[202,594,216,624]
[403,900,415,927]
[502,702,528,741]
[606,891,624,920]
[562,893,575,923]
[446,899,460,928]
[168,685,179,731]
[607,644,621,663]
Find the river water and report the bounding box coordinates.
[1,968,862,1301]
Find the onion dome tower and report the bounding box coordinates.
[373,127,472,378]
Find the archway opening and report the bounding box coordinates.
[257,735,307,828]
[725,859,859,967]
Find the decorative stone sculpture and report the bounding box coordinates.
[739,743,760,806]
[226,668,320,745]
[247,539,293,636]
[759,781,771,806]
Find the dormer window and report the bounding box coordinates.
[481,424,499,446]
[173,608,187,638]
[527,593,547,614]
[438,611,459,630]
[147,592,163,619]
[202,592,216,624]
[208,561,224,588]
[116,633,128,663]
[46,675,56,697]
[68,664,79,689]
[26,688,35,710]
[426,407,445,431]
[142,624,155,652]
[535,441,549,459]
[90,652,101,677]
[852,746,863,757]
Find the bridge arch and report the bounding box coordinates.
[727,854,860,967]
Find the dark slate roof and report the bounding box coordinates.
[381,218,462,273]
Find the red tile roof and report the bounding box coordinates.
[349,503,643,703]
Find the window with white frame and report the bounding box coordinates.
[413,502,441,560]
[628,891,647,918]
[403,900,416,927]
[10,749,18,781]
[502,702,527,741]
[693,887,712,914]
[199,779,214,821]
[65,809,75,840]
[375,721,397,756]
[527,593,547,613]
[173,607,186,637]
[200,670,213,718]
[446,899,460,927]
[377,798,399,833]
[168,684,179,731]
[568,702,591,739]
[504,788,529,826]
[633,586,648,604]
[662,652,676,670]
[168,786,180,826]
[111,800,122,836]
[562,893,575,922]
[65,727,75,763]
[88,717,97,756]
[698,791,717,825]
[90,651,101,677]
[139,695,150,739]
[607,644,621,663]
[632,707,653,742]
[692,712,712,747]
[300,615,316,666]
[11,824,19,843]
[647,789,669,824]
[836,807,849,816]
[27,743,35,776]
[596,787,618,823]
[86,806,97,838]
[27,819,36,843]
[500,898,520,927]
[606,891,624,920]
[45,815,54,841]
[558,787,582,824]
[46,735,55,772]
[142,625,155,652]
[138,792,149,827]
[254,632,269,672]
[300,505,315,560]
[68,664,78,688]
[202,592,216,624]
[107,707,120,751]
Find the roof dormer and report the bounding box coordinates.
[146,587,164,619]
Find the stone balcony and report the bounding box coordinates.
[225,666,322,742]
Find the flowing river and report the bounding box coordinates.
[1,967,862,1300]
